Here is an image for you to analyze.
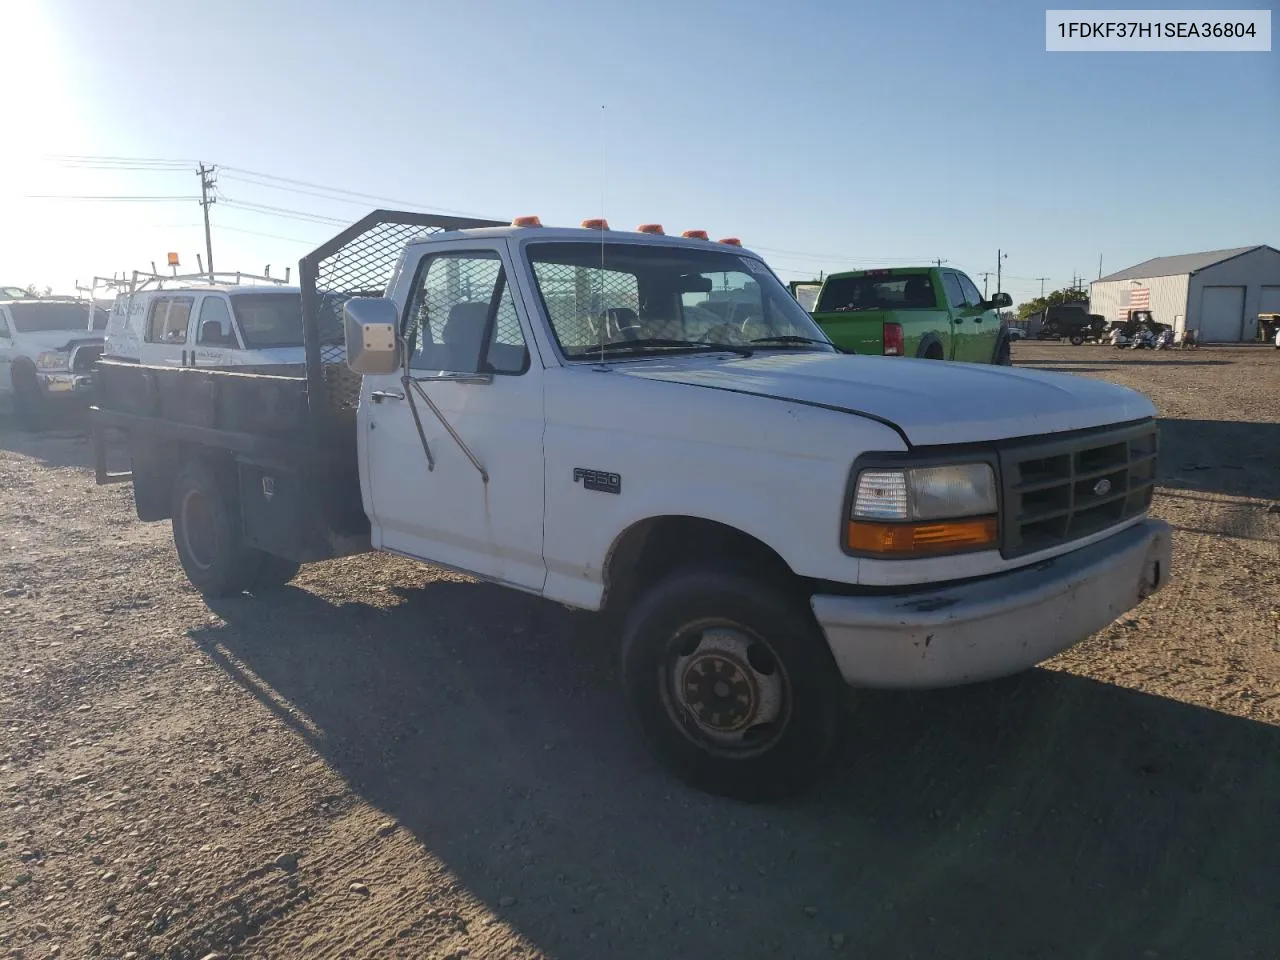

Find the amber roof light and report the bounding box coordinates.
[511,215,543,227]
[718,237,742,246]
[636,223,665,234]
[681,229,710,240]
[581,218,610,230]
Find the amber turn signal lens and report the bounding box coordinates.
[848,516,998,556]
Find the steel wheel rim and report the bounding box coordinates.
[659,618,792,758]
[180,488,219,571]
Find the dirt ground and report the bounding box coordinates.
[2,343,1278,960]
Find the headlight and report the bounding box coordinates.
[36,351,70,371]
[849,463,998,556]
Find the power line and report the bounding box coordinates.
[209,223,324,245]
[44,154,194,167]
[218,198,349,226]
[219,165,491,219]
[23,194,201,201]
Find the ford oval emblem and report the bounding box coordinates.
[1093,478,1112,496]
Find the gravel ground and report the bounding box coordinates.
[2,342,1278,960]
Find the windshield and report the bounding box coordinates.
[230,292,304,348]
[1,286,29,300]
[9,302,107,333]
[525,241,834,359]
[816,272,937,312]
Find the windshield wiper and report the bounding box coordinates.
[748,335,832,348]
[585,338,753,358]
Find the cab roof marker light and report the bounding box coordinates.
[511,215,543,227]
[681,229,710,240]
[636,223,665,234]
[718,237,742,246]
[581,218,610,230]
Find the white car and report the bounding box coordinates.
[92,216,1173,800]
[0,297,107,429]
[104,284,306,372]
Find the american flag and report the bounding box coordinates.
[1119,287,1150,318]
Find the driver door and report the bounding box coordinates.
[359,241,547,592]
[952,272,996,363]
[189,295,238,368]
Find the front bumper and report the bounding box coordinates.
[37,372,95,396]
[811,518,1172,689]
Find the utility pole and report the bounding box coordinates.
[978,272,992,298]
[1097,254,1103,280]
[197,163,217,282]
[1036,276,1047,298]
[996,249,1007,295]
[935,258,947,268]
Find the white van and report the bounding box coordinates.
[104,284,306,372]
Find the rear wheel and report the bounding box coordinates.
[1069,333,1085,346]
[620,570,848,802]
[171,461,263,597]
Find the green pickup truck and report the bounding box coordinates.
[795,267,1014,365]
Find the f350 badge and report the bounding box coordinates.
[573,468,621,495]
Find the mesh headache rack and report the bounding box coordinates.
[298,210,505,424]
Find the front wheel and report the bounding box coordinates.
[1069,333,1085,346]
[620,571,848,802]
[11,365,46,432]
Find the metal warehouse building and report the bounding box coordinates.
[1089,245,1280,343]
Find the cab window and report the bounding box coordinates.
[145,297,194,343]
[196,296,238,348]
[957,274,986,308]
[942,273,967,309]
[404,251,530,375]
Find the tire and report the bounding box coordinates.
[252,554,301,589]
[620,570,849,802]
[11,364,46,432]
[1069,333,1085,346]
[170,460,264,597]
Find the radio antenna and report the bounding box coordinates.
[598,102,607,365]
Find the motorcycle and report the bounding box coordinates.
[1129,328,1156,350]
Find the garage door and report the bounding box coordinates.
[1199,286,1245,342]
[1260,285,1280,315]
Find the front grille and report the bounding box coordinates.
[999,420,1157,559]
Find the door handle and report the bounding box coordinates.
[371,390,405,403]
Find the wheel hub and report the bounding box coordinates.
[680,652,758,733]
[666,625,786,751]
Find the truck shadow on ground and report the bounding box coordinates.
[192,579,1279,959]
[0,407,99,470]
[1156,418,1280,501]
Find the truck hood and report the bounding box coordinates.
[14,330,104,353]
[614,352,1156,446]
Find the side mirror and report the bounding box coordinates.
[989,292,1013,309]
[343,297,402,375]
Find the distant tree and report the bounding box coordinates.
[1016,286,1088,320]
[23,283,52,298]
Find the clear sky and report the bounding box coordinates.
[1,0,1275,309]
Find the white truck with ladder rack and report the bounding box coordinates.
[90,211,1173,800]
[102,266,304,373]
